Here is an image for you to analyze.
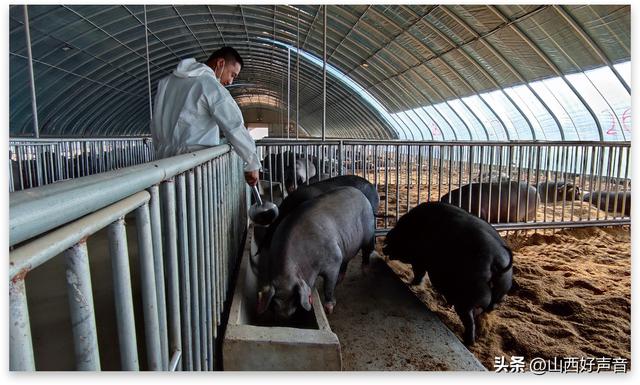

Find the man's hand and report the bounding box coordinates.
[244,170,259,186]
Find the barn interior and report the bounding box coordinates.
[8,3,631,373]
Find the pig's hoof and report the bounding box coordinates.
[324,302,335,314]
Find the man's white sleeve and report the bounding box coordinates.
[211,95,261,172]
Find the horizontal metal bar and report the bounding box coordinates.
[10,191,149,279]
[10,145,231,246]
[10,136,151,143]
[375,218,629,236]
[491,219,631,231]
[257,139,630,147]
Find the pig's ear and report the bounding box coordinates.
[297,280,312,311]
[256,285,275,314]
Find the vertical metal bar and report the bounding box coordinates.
[603,146,614,220]
[161,179,181,370]
[296,9,300,140]
[514,146,523,223]
[145,5,153,122]
[322,4,327,141]
[148,185,168,370]
[612,146,623,218]
[468,146,474,216]
[35,145,43,187]
[494,146,502,223]
[195,167,207,370]
[406,145,411,212]
[417,145,423,205]
[437,145,444,205]
[477,145,484,218]
[108,218,139,371]
[186,170,201,370]
[587,145,597,221]
[136,203,163,371]
[207,161,218,338]
[23,5,39,138]
[506,146,513,223]
[447,145,453,204]
[427,145,433,202]
[64,241,101,370]
[595,146,605,220]
[9,152,15,193]
[9,277,35,370]
[384,144,389,228]
[395,145,400,221]
[176,173,192,370]
[559,145,567,221]
[202,162,213,370]
[287,48,290,138]
[620,147,630,218]
[534,146,542,224]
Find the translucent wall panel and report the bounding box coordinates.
[389,113,412,140]
[448,99,487,140]
[396,110,424,140]
[530,78,596,140]
[461,95,508,140]
[582,65,631,141]
[433,103,471,140]
[414,107,454,140]
[481,90,532,140]
[567,71,628,141]
[407,109,433,140]
[614,61,631,87]
[504,85,561,140]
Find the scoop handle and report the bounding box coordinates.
[251,185,263,206]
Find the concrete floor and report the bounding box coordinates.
[23,215,483,371]
[324,252,486,371]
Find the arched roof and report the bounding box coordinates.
[9,4,631,140]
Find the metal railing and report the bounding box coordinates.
[256,139,631,231]
[10,145,246,371]
[9,137,154,192]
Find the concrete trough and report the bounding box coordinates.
[222,226,342,371]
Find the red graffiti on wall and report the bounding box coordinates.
[622,107,631,132]
[603,107,632,136]
[429,122,442,136]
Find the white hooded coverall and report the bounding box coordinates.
[151,58,261,171]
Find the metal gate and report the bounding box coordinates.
[10,145,245,371]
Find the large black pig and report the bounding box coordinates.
[441,181,539,223]
[256,186,376,317]
[583,190,631,216]
[383,202,513,345]
[537,181,582,203]
[252,175,380,284]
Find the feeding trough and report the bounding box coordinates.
[222,226,342,371]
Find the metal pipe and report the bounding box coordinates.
[10,192,149,278]
[64,241,101,370]
[135,203,163,371]
[202,162,213,370]
[108,218,139,371]
[22,5,39,138]
[11,145,232,246]
[186,170,200,370]
[148,185,169,370]
[10,278,35,371]
[175,173,192,370]
[322,4,327,141]
[195,167,208,370]
[161,179,182,370]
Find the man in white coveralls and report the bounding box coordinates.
[151,46,260,186]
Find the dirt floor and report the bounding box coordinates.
[366,165,630,370]
[376,225,631,370]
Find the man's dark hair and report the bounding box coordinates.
[206,47,244,68]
